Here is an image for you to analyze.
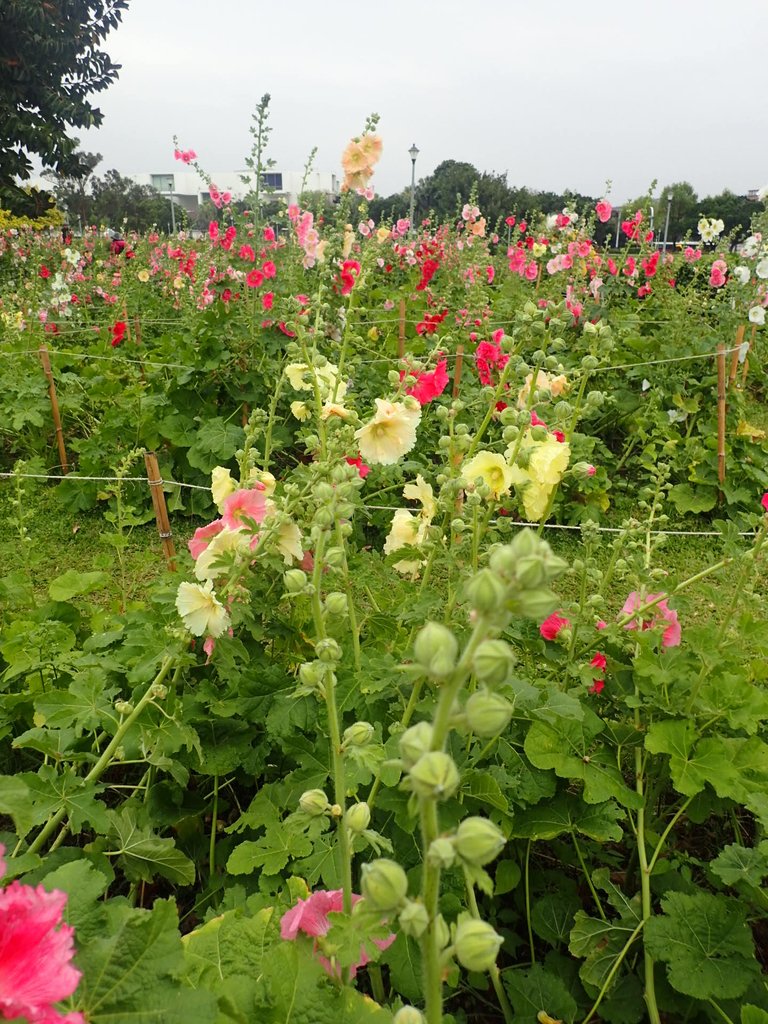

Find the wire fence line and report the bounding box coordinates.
[0,471,756,539]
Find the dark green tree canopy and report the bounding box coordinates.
[0,0,127,208]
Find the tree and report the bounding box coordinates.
[0,0,127,211]
[698,189,764,243]
[657,182,699,243]
[44,146,102,227]
[89,170,171,232]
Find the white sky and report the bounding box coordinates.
[77,0,768,204]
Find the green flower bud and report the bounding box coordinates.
[315,637,341,663]
[343,721,375,748]
[472,639,516,687]
[399,721,433,770]
[409,751,460,801]
[115,700,134,715]
[427,837,456,869]
[434,913,451,950]
[299,788,330,816]
[150,683,168,699]
[453,817,505,866]
[324,592,348,616]
[298,660,324,687]
[325,546,345,567]
[413,623,458,680]
[453,917,504,972]
[314,507,335,528]
[361,858,408,911]
[582,322,598,337]
[346,801,371,832]
[572,461,596,479]
[514,554,548,589]
[513,588,559,619]
[314,482,335,502]
[398,899,430,939]
[465,568,507,614]
[284,569,308,594]
[465,690,513,737]
[393,1008,424,1024]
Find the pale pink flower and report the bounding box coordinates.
[595,200,612,223]
[188,519,225,559]
[221,487,268,531]
[621,592,681,647]
[280,889,395,980]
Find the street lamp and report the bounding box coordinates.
[168,181,176,235]
[408,143,419,236]
[614,208,622,249]
[662,195,673,252]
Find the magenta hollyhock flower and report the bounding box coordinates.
[621,592,681,647]
[0,846,85,1024]
[590,652,607,671]
[406,359,449,405]
[221,488,268,531]
[762,493,768,512]
[280,889,395,980]
[539,613,570,641]
[346,455,370,479]
[188,519,225,559]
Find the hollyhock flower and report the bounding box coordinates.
[733,265,751,285]
[761,493,768,512]
[262,261,276,278]
[290,400,311,422]
[281,889,394,980]
[462,451,514,499]
[595,200,612,223]
[384,509,428,576]
[246,269,264,288]
[110,321,127,347]
[683,246,702,263]
[262,291,274,311]
[403,474,436,520]
[406,359,449,404]
[211,466,238,510]
[274,520,303,565]
[709,260,727,288]
[540,613,570,640]
[346,455,370,479]
[590,652,607,671]
[221,487,268,531]
[0,846,85,1024]
[188,519,225,559]
[755,258,768,280]
[39,265,50,278]
[355,399,421,466]
[589,678,605,695]
[193,527,249,581]
[176,580,231,637]
[621,592,681,647]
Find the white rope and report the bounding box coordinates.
[0,472,209,490]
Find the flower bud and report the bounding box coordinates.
[324,592,348,617]
[150,683,168,699]
[398,900,430,939]
[409,751,460,800]
[399,721,433,769]
[453,817,505,866]
[299,789,330,816]
[115,700,133,715]
[453,917,504,972]
[472,639,516,687]
[315,637,341,663]
[465,568,507,614]
[427,837,456,869]
[314,507,335,528]
[413,623,458,680]
[361,858,408,911]
[464,690,513,737]
[325,546,345,567]
[572,461,596,479]
[514,588,559,619]
[393,1008,424,1024]
[346,801,371,832]
[343,721,375,748]
[284,569,308,594]
[514,554,548,589]
[298,660,324,687]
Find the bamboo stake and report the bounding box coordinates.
[398,298,406,360]
[741,325,756,389]
[38,346,69,474]
[728,325,745,387]
[717,344,726,499]
[452,344,464,399]
[144,452,176,570]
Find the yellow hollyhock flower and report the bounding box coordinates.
[403,474,436,520]
[529,435,571,487]
[290,400,311,422]
[211,466,237,511]
[355,399,421,466]
[462,451,515,500]
[194,528,248,581]
[175,580,230,637]
[275,520,303,565]
[384,509,428,576]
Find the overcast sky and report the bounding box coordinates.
[78,0,768,204]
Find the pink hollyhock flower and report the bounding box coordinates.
[280,889,395,980]
[595,200,612,223]
[553,429,566,443]
[540,613,570,641]
[406,359,449,404]
[221,487,268,531]
[264,227,276,242]
[505,215,516,227]
[709,260,727,288]
[590,652,607,671]
[596,620,607,630]
[188,519,225,559]
[346,455,370,479]
[208,221,219,242]
[0,846,85,1024]
[524,260,539,281]
[530,410,548,428]
[239,245,255,262]
[589,678,605,695]
[621,592,681,647]
[287,204,300,222]
[761,493,768,512]
[262,261,277,279]
[246,269,264,288]
[262,292,274,311]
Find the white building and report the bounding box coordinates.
[130,168,339,213]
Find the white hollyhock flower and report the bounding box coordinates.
[176,580,231,637]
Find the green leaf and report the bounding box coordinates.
[742,1008,768,1024]
[531,892,582,946]
[34,668,118,734]
[49,569,109,601]
[494,859,521,896]
[711,841,768,890]
[227,823,312,877]
[644,891,759,1000]
[0,774,36,836]
[39,859,111,944]
[107,809,195,885]
[645,720,723,797]
[463,769,509,812]
[503,964,578,1024]
[511,794,625,843]
[668,483,717,514]
[381,933,422,1003]
[569,911,639,990]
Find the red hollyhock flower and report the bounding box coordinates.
[540,613,570,641]
[246,269,264,288]
[589,678,605,695]
[346,455,370,479]
[39,266,50,278]
[110,321,127,347]
[762,493,768,513]
[405,358,449,404]
[590,652,607,671]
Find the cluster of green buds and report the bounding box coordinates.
[465,529,567,623]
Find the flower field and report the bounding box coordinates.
[2,131,768,1024]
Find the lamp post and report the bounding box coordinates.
[662,195,673,252]
[408,143,419,236]
[614,208,622,249]
[168,180,176,235]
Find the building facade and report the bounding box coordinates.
[130,168,339,214]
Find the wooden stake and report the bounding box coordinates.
[398,298,406,360]
[728,325,745,387]
[38,346,69,474]
[717,343,726,499]
[144,452,176,570]
[452,344,464,399]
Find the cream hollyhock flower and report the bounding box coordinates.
[321,402,352,420]
[211,466,237,512]
[137,269,150,283]
[733,265,751,285]
[249,468,276,495]
[176,580,231,637]
[275,519,303,565]
[291,401,311,422]
[384,509,428,576]
[508,432,571,522]
[461,451,514,500]
[285,362,346,401]
[749,305,766,325]
[355,399,421,465]
[403,474,436,520]
[194,527,248,581]
[756,258,768,280]
[517,370,568,408]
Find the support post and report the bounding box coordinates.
[728,325,745,388]
[717,344,726,500]
[452,345,464,399]
[38,346,69,474]
[144,452,176,570]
